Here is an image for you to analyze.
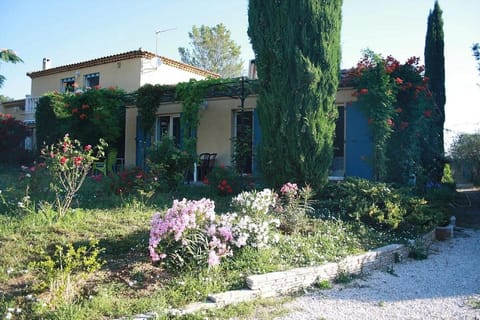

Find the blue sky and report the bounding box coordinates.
[1,0,479,147]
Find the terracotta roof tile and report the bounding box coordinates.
[27,49,220,79]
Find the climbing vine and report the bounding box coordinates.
[346,50,435,184]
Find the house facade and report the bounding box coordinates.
[14,49,218,153]
[124,84,373,181]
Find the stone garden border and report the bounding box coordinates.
[119,229,438,319]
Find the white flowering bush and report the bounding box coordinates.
[149,189,282,271]
[231,188,277,218]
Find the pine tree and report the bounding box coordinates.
[424,0,446,181]
[248,0,342,188]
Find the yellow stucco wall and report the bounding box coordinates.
[31,58,143,97]
[124,87,357,168]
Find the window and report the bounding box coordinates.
[84,72,99,89]
[155,115,181,146]
[61,77,75,93]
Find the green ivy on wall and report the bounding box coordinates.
[346,50,436,184]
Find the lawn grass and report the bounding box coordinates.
[0,165,414,319]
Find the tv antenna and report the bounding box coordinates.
[155,28,177,56]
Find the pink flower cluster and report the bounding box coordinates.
[149,198,234,266]
[149,192,282,268]
[280,182,298,196]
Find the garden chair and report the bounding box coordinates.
[198,153,210,181]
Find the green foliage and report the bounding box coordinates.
[178,23,243,78]
[473,43,480,77]
[441,163,454,184]
[424,0,446,164]
[319,178,443,232]
[147,136,195,191]
[28,239,104,307]
[407,238,429,260]
[136,83,163,132]
[450,133,480,184]
[205,165,251,196]
[35,88,127,150]
[41,134,107,216]
[248,0,342,189]
[352,51,397,181]
[315,279,332,290]
[348,51,436,184]
[0,113,29,164]
[0,49,23,88]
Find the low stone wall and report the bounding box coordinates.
[121,234,439,318]
[208,243,410,307]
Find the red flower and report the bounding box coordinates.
[60,156,68,166]
[84,144,92,151]
[81,104,89,109]
[94,85,101,90]
[72,108,79,114]
[203,177,209,185]
[395,107,403,113]
[79,114,87,120]
[74,156,83,166]
[359,88,369,95]
[395,77,403,84]
[423,110,432,118]
[386,119,394,127]
[221,179,228,186]
[135,173,143,179]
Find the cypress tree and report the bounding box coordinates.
[248,0,342,188]
[424,0,446,180]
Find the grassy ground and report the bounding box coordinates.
[0,165,426,319]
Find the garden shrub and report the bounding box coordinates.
[205,165,253,196]
[318,177,443,233]
[149,189,280,273]
[0,113,30,164]
[147,136,194,191]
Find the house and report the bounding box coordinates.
[20,50,373,180]
[14,49,219,153]
[124,74,373,181]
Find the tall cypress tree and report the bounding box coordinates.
[248,0,342,188]
[424,0,446,180]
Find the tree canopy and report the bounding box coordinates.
[424,0,446,181]
[0,49,23,88]
[248,0,343,188]
[178,24,244,78]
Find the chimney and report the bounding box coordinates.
[42,58,51,70]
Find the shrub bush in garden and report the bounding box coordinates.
[0,113,29,164]
[318,178,443,233]
[147,136,195,191]
[275,182,316,234]
[148,188,281,272]
[205,165,253,196]
[41,134,107,216]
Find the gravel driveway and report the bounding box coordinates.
[276,228,480,320]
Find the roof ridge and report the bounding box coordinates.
[27,49,220,79]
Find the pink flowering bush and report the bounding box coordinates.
[276,182,315,234]
[149,189,282,271]
[41,134,107,216]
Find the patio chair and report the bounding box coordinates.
[198,153,210,181]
